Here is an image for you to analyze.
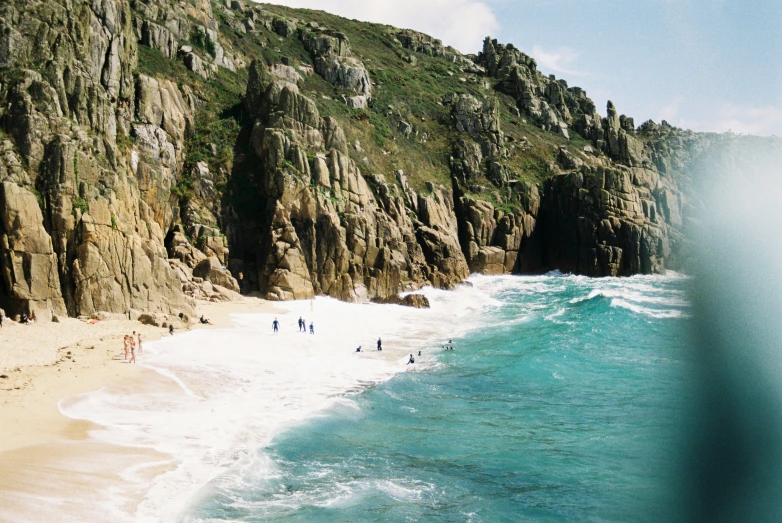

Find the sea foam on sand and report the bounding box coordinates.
[59,286,492,522]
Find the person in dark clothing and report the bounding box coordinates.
[407,354,415,364]
[418,350,421,356]
[273,318,279,332]
[169,324,174,335]
[377,337,382,351]
[356,346,362,352]
[298,317,303,331]
[309,322,314,335]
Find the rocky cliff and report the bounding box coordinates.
[0,0,766,319]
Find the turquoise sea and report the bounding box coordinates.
[184,273,692,522]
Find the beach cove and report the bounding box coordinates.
[0,282,486,521]
[0,274,691,521]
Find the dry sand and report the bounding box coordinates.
[0,296,277,522]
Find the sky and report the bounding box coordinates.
[264,0,782,136]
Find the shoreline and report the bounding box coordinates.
[0,274,686,521]
[0,296,278,522]
[0,282,486,522]
[0,297,275,454]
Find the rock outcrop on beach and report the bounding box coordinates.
[0,0,770,318]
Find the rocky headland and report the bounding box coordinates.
[0,0,773,321]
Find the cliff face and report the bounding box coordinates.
[0,0,194,320]
[235,57,469,301]
[0,0,765,319]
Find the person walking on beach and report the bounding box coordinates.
[273,318,279,332]
[137,333,143,354]
[298,317,304,332]
[377,337,382,351]
[169,324,174,335]
[309,322,314,335]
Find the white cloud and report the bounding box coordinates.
[677,103,782,136]
[259,0,499,54]
[530,45,584,76]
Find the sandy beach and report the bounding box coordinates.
[0,289,462,522]
[0,297,277,522]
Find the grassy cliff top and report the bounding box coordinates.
[136,0,593,208]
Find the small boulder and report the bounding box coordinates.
[401,294,430,308]
[371,293,430,308]
[273,18,297,37]
[193,257,241,293]
[212,284,242,301]
[138,313,162,327]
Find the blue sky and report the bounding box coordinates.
[267,0,782,135]
[484,0,782,135]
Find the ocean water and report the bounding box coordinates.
[60,273,692,522]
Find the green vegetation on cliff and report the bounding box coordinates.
[134,1,573,206]
[2,0,758,318]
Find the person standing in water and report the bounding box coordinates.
[407,354,415,365]
[309,322,314,335]
[377,337,382,351]
[273,318,279,332]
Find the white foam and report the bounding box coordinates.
[544,307,568,323]
[556,271,690,319]
[609,298,690,319]
[569,288,689,307]
[59,286,498,522]
[57,272,688,521]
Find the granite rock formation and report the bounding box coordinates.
[0,0,767,319]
